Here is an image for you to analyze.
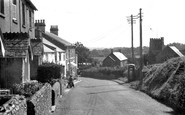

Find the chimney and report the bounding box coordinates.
[50,25,58,36]
[35,19,46,38]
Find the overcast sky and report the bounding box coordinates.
[31,0,185,49]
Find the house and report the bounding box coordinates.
[156,45,184,63]
[34,20,78,78]
[0,0,37,88]
[103,50,127,67]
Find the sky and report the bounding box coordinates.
[31,0,185,49]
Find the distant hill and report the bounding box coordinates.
[89,42,185,58]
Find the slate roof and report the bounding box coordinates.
[26,0,37,10]
[43,43,56,52]
[113,52,127,61]
[169,46,184,57]
[42,37,64,52]
[43,31,73,47]
[1,33,30,57]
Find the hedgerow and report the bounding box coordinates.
[37,63,63,83]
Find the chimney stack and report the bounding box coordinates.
[50,25,58,36]
[35,19,46,39]
[35,19,46,32]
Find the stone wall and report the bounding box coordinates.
[30,83,52,115]
[0,95,27,115]
[52,82,61,105]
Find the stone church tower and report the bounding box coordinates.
[148,37,164,64]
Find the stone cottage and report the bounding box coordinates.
[34,20,78,78]
[0,0,37,88]
[103,50,127,67]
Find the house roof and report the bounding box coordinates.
[31,39,43,56]
[0,33,29,57]
[43,37,65,52]
[42,31,74,50]
[25,0,37,10]
[113,52,127,61]
[43,43,56,53]
[169,46,184,57]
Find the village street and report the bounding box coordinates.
[53,77,174,115]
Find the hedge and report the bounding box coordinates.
[37,63,63,83]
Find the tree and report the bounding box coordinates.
[75,42,92,64]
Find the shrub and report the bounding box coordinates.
[141,57,185,111]
[13,81,43,98]
[37,63,64,83]
[81,66,127,79]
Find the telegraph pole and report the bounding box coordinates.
[131,15,134,64]
[139,8,143,85]
[127,15,135,64]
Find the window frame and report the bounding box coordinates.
[22,3,25,26]
[0,0,5,15]
[12,0,16,5]
[29,10,32,28]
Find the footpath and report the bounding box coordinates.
[51,79,82,114]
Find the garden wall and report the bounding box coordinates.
[52,82,60,105]
[0,95,27,115]
[30,83,52,115]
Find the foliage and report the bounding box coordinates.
[37,63,63,83]
[81,66,127,79]
[75,42,92,64]
[13,81,43,98]
[141,57,185,111]
[89,46,149,58]
[168,42,185,50]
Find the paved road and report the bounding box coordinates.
[54,77,174,115]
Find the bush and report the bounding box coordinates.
[13,81,43,98]
[141,57,185,111]
[81,66,127,79]
[37,63,63,83]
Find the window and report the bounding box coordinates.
[29,10,32,28]
[59,53,61,61]
[0,0,4,14]
[22,3,25,26]
[12,0,16,5]
[12,0,17,23]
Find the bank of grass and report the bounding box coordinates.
[140,57,185,112]
[81,66,128,79]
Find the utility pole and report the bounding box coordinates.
[127,15,136,64]
[139,8,143,85]
[131,15,134,64]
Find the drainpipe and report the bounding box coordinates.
[9,0,12,32]
[19,0,21,32]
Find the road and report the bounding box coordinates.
[54,77,174,115]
